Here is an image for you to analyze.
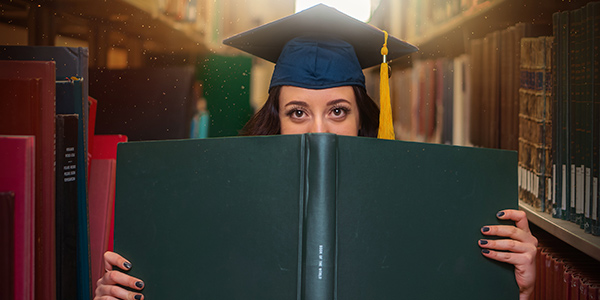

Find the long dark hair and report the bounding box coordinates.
[240,85,380,137]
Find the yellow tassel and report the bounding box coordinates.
[378,30,395,140]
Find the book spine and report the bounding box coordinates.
[593,2,600,236]
[561,11,572,221]
[55,114,79,300]
[584,3,594,233]
[302,134,337,300]
[569,8,579,224]
[553,12,562,219]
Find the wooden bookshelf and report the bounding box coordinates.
[55,0,206,52]
[0,0,207,58]
[401,0,584,60]
[372,0,600,263]
[520,201,600,261]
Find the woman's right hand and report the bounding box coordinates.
[95,251,145,300]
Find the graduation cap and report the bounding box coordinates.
[223,4,418,139]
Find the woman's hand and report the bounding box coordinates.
[479,209,538,300]
[95,251,145,300]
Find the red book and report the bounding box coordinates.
[0,136,35,300]
[91,134,127,252]
[88,158,116,294]
[92,135,128,160]
[589,281,599,300]
[534,247,542,300]
[0,61,56,300]
[540,248,549,300]
[554,257,566,300]
[87,97,98,183]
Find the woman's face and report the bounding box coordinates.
[278,85,360,136]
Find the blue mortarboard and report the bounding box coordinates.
[223,4,418,90]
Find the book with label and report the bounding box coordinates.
[55,114,79,300]
[56,79,92,299]
[114,134,518,299]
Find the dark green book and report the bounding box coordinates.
[114,134,519,299]
[56,79,91,300]
[561,10,572,221]
[552,11,563,219]
[594,1,600,236]
[592,1,600,237]
[55,114,79,300]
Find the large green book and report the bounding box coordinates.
[114,134,519,299]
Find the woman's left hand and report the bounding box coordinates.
[479,209,538,300]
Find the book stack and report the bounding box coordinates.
[533,231,600,300]
[518,36,554,213]
[0,46,128,300]
[551,2,600,236]
[392,0,493,42]
[469,23,550,150]
[391,56,471,146]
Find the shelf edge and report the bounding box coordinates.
[519,201,600,261]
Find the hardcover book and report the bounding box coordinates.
[0,63,56,300]
[55,114,79,300]
[0,135,35,300]
[114,134,519,299]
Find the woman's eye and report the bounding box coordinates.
[330,107,348,118]
[293,110,304,118]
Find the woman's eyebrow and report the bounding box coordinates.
[327,99,351,106]
[284,100,309,107]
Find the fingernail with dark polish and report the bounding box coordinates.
[134,295,142,300]
[482,249,490,254]
[497,211,505,217]
[123,261,132,269]
[136,281,144,289]
[482,226,490,232]
[479,239,488,245]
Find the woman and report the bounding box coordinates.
[95,5,538,300]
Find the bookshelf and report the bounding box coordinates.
[520,201,600,261]
[371,0,600,265]
[382,0,585,63]
[0,0,208,66]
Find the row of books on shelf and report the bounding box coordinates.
[0,46,128,300]
[533,230,600,300]
[394,0,493,41]
[157,0,199,23]
[388,1,600,238]
[519,2,600,238]
[390,22,549,148]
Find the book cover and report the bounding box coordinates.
[0,135,35,300]
[114,134,519,299]
[55,114,79,300]
[88,158,116,295]
[91,134,128,251]
[87,97,98,180]
[0,61,57,300]
[0,45,89,103]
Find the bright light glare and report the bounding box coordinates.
[295,0,371,22]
